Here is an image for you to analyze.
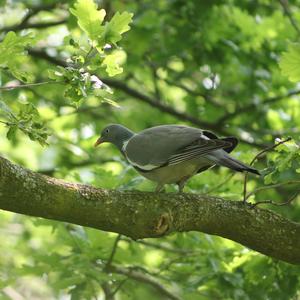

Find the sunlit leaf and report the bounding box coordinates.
[101,11,133,45]
[279,43,300,82]
[70,0,106,43]
[0,31,34,81]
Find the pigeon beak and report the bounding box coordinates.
[94,137,103,147]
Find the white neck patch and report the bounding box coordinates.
[122,139,130,152]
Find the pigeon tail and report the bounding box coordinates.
[208,152,260,175]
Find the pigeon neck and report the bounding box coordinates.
[115,129,134,151]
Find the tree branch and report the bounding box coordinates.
[0,81,63,91]
[101,282,116,300]
[1,20,67,32]
[279,0,300,37]
[216,89,300,125]
[108,264,182,300]
[245,180,300,201]
[28,49,68,67]
[0,156,299,264]
[0,3,67,32]
[121,237,194,254]
[101,79,266,148]
[101,79,222,132]
[27,49,266,148]
[251,192,299,208]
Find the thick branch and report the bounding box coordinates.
[0,156,299,265]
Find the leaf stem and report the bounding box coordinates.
[0,120,9,125]
[0,81,63,91]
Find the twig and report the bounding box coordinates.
[105,234,122,270]
[101,282,116,300]
[121,236,193,254]
[204,173,235,194]
[217,89,300,124]
[279,0,300,37]
[109,279,128,298]
[243,137,292,203]
[0,120,10,125]
[0,81,63,91]
[83,46,97,67]
[146,59,162,101]
[245,180,300,201]
[155,252,205,277]
[210,73,217,90]
[163,77,223,108]
[251,191,299,208]
[109,264,182,300]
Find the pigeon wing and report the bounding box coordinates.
[124,125,232,170]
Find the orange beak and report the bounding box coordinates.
[94,137,103,147]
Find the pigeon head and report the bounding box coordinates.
[94,124,134,150]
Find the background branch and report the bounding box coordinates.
[279,0,300,37]
[108,264,182,300]
[27,49,267,148]
[216,89,300,125]
[0,3,67,32]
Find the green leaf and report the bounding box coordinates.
[101,11,133,45]
[6,125,17,140]
[48,67,66,81]
[70,0,106,43]
[102,50,126,76]
[0,31,34,81]
[279,43,300,82]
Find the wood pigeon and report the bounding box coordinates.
[94,124,259,192]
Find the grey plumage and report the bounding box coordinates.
[95,124,259,192]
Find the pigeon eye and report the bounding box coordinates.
[105,129,109,133]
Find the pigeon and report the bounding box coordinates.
[94,124,259,192]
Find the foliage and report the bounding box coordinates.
[279,43,300,82]
[0,0,299,299]
[0,100,50,145]
[0,31,34,81]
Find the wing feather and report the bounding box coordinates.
[168,138,231,166]
[124,125,233,170]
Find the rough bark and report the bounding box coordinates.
[0,155,299,264]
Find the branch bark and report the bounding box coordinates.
[0,155,299,265]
